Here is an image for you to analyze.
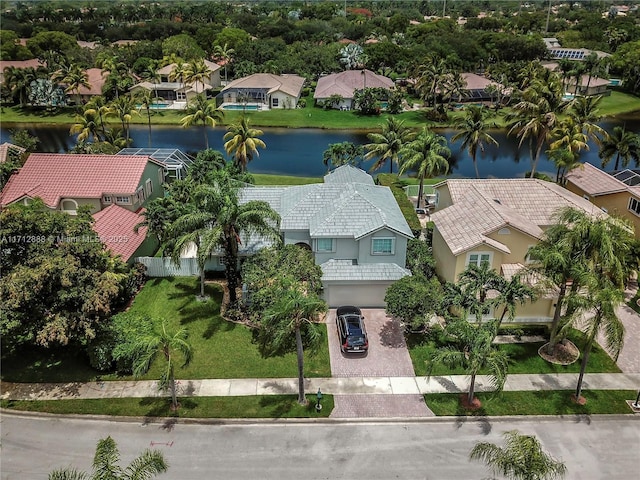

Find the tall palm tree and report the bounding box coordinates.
[70,109,102,143]
[180,94,224,149]
[599,125,640,171]
[4,66,38,106]
[399,127,450,208]
[569,277,624,402]
[506,73,568,178]
[169,62,188,91]
[364,117,414,174]
[184,58,211,94]
[547,145,581,184]
[493,274,536,328]
[470,430,567,480]
[567,95,606,145]
[549,118,589,181]
[451,105,499,179]
[108,95,138,146]
[61,65,90,106]
[457,262,503,322]
[48,436,168,480]
[132,320,192,411]
[414,56,449,109]
[223,116,266,171]
[85,96,110,139]
[136,89,157,148]
[428,318,509,407]
[213,43,235,83]
[258,279,326,404]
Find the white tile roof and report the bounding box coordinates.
[222,73,305,97]
[565,162,629,196]
[314,69,394,100]
[432,179,603,255]
[320,259,411,281]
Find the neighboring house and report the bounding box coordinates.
[92,205,157,263]
[218,73,305,110]
[314,69,394,110]
[130,60,221,108]
[0,153,165,214]
[565,162,640,239]
[543,38,610,62]
[0,142,25,163]
[76,68,107,103]
[565,74,611,96]
[457,72,510,103]
[430,178,603,323]
[239,165,414,307]
[0,153,165,263]
[0,59,44,84]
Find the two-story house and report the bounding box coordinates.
[565,163,640,239]
[239,165,413,307]
[0,153,165,262]
[430,178,603,323]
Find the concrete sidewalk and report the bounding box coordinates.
[2,373,639,401]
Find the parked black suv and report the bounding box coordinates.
[336,306,368,353]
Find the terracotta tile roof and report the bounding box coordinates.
[77,68,107,96]
[431,179,603,255]
[461,72,503,91]
[565,163,628,196]
[314,69,394,100]
[0,154,155,208]
[92,205,147,261]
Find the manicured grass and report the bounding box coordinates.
[597,91,640,117]
[1,278,331,383]
[252,173,323,185]
[407,329,621,377]
[0,394,334,418]
[425,390,636,416]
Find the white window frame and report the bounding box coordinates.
[103,195,112,204]
[158,168,165,185]
[271,97,279,107]
[629,197,640,217]
[145,178,153,196]
[372,237,395,255]
[115,196,131,205]
[466,251,492,267]
[525,244,537,264]
[315,238,335,253]
[60,198,78,214]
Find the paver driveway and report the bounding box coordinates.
[326,308,433,418]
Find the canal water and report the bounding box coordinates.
[1,115,638,178]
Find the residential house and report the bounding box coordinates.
[0,142,26,164]
[543,38,610,62]
[129,60,221,108]
[76,68,107,103]
[457,72,510,103]
[0,59,44,84]
[565,74,611,96]
[430,178,603,323]
[239,165,414,307]
[0,153,166,262]
[218,73,305,110]
[314,69,394,110]
[565,162,640,239]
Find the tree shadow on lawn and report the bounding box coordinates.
[1,346,99,383]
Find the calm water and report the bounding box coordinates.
[1,115,639,178]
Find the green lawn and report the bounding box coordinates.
[407,329,621,377]
[0,394,334,418]
[1,277,331,383]
[3,91,636,130]
[425,390,636,416]
[252,173,323,185]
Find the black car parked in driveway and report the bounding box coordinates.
[336,306,368,353]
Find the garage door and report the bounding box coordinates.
[324,282,391,308]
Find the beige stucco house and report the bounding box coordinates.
[218,73,305,110]
[430,178,603,324]
[565,163,640,239]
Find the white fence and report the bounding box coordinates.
[135,257,201,277]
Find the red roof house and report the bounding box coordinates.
[92,205,155,262]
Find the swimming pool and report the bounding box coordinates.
[222,104,262,111]
[136,104,170,109]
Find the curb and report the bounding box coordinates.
[2,408,639,426]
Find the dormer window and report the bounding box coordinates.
[315,238,335,253]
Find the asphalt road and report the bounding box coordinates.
[2,413,639,479]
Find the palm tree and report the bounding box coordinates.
[470,430,567,480]
[414,57,449,109]
[569,277,624,402]
[451,105,499,178]
[85,96,110,139]
[180,93,224,149]
[567,95,606,146]
[70,109,102,143]
[599,125,640,171]
[428,318,509,407]
[399,127,450,208]
[223,116,266,171]
[108,95,138,145]
[213,43,235,83]
[184,58,211,94]
[364,117,414,174]
[4,66,38,107]
[322,142,364,172]
[169,62,188,91]
[549,118,589,181]
[547,145,581,184]
[507,73,568,178]
[48,436,168,480]
[457,262,503,322]
[132,320,192,411]
[258,278,326,404]
[493,274,536,328]
[60,65,89,106]
[136,89,157,148]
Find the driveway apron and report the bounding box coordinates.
[326,309,433,418]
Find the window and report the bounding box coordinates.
[525,245,538,264]
[272,97,279,107]
[103,195,112,204]
[315,238,334,253]
[372,238,395,255]
[629,197,640,217]
[467,252,491,267]
[145,179,153,196]
[158,168,165,185]
[498,228,510,235]
[115,196,131,205]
